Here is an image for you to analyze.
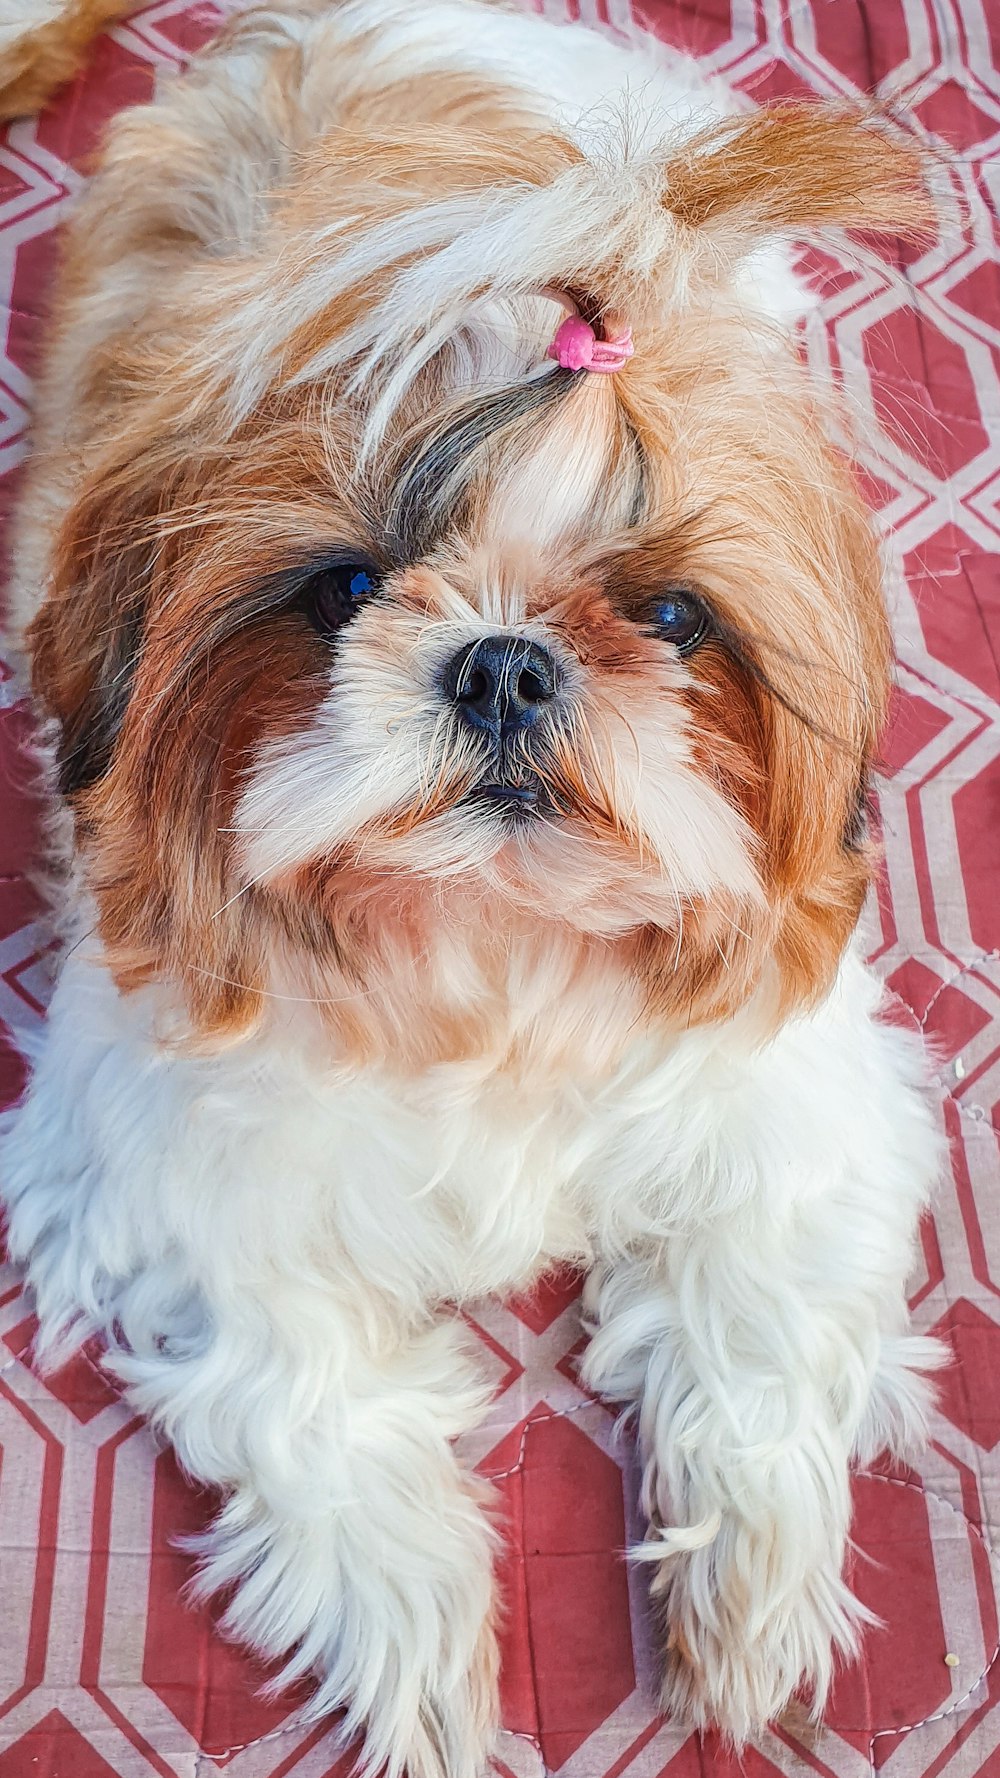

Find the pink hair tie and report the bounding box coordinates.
[547,314,634,374]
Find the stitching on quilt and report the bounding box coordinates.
[482,1397,600,1483]
[861,1471,1000,1771]
[194,1721,314,1766]
[898,950,1000,1037]
[884,954,1000,1126]
[839,358,1000,430]
[498,1402,612,1776]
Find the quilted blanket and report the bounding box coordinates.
[1,3,999,1775]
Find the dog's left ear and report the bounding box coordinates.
[662,103,934,257]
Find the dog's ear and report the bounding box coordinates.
[30,447,187,798]
[30,448,270,1041]
[662,104,934,254]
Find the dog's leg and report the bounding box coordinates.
[581,976,945,1741]
[1,953,499,1777]
[8,1149,499,1771]
[114,1300,499,1777]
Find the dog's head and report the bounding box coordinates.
[31,101,930,1060]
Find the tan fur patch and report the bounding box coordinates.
[0,0,139,121]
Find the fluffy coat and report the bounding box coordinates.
[1,3,944,1772]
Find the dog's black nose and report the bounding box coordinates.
[444,635,557,737]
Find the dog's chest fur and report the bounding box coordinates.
[11,916,882,1341]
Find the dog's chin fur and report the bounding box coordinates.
[0,1,946,1770]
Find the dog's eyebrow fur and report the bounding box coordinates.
[385,366,579,561]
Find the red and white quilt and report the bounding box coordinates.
[2,3,1000,1774]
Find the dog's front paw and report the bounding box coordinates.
[649,1534,872,1744]
[194,1479,501,1778]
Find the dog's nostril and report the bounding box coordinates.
[459,667,491,707]
[516,664,553,705]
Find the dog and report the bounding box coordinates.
[0,2,947,1772]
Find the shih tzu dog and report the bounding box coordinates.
[0,1,947,1772]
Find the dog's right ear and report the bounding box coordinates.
[29,447,185,798]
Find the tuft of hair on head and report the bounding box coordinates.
[661,102,936,249]
[202,99,937,470]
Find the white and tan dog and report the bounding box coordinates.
[0,3,945,1773]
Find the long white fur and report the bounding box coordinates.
[1,2,943,1774]
[3,921,944,1761]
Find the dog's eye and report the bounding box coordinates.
[650,589,710,655]
[302,559,381,637]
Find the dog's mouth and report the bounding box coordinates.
[470,776,553,820]
[463,739,573,824]
[477,781,539,807]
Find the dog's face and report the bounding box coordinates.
[30,103,927,1061]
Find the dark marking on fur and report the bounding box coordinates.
[58,605,146,796]
[387,367,578,560]
[843,772,871,850]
